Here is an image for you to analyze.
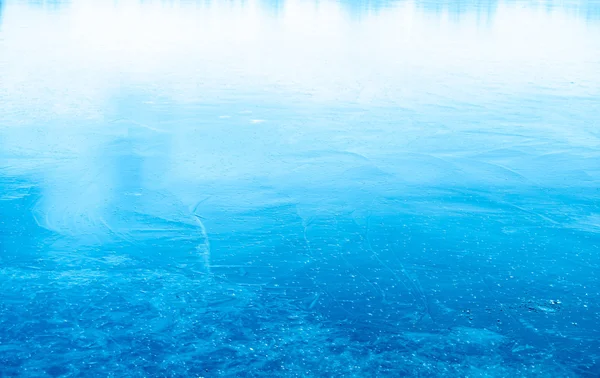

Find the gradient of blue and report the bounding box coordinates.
[1,0,600,376]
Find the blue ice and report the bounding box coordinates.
[1,0,600,376]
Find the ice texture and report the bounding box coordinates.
[1,0,600,376]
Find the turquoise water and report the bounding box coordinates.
[1,0,599,376]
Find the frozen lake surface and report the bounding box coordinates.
[1,0,600,376]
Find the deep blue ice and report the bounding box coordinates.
[1,0,599,376]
